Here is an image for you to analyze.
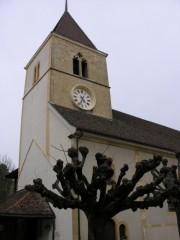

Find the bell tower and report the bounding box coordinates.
[19,6,112,171]
[24,8,112,119]
[49,10,112,119]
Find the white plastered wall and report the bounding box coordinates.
[48,104,76,164]
[24,38,51,95]
[18,141,54,240]
[138,152,178,240]
[19,36,52,171]
[19,104,77,240]
[47,105,77,240]
[19,75,49,171]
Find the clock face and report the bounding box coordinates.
[71,86,95,110]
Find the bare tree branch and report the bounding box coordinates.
[25,147,180,240]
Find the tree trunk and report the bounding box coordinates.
[87,213,106,240]
[175,204,180,237]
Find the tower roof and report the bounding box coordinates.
[52,11,97,50]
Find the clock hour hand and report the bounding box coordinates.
[78,96,84,106]
[80,95,86,104]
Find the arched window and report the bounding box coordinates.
[81,59,88,78]
[119,224,127,240]
[73,53,88,78]
[37,62,40,80]
[33,62,40,84]
[73,57,79,75]
[33,67,37,84]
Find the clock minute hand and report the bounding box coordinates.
[80,95,86,103]
[78,98,83,105]
[78,96,85,106]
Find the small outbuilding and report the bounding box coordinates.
[0,189,55,240]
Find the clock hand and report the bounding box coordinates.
[80,96,86,103]
[78,96,84,105]
[78,100,83,105]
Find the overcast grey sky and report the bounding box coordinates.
[0,0,180,166]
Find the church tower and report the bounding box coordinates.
[49,11,112,117]
[19,7,112,171]
[23,8,112,118]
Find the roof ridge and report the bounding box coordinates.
[112,109,179,132]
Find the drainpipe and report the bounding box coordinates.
[68,130,83,240]
[14,178,18,193]
[52,219,55,240]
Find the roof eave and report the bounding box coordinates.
[75,128,176,157]
[0,213,55,219]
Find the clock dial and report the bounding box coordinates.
[71,86,96,110]
[73,89,92,109]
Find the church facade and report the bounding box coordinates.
[17,7,180,240]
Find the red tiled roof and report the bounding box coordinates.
[52,11,97,50]
[0,189,55,218]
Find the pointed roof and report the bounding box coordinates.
[52,11,97,50]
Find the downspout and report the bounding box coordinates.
[77,132,83,240]
[68,130,83,240]
[52,218,55,240]
[77,204,81,240]
[14,178,18,193]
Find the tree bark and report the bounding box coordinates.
[175,204,180,237]
[87,213,106,240]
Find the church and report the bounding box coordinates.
[0,2,180,240]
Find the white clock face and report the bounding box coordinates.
[71,86,95,110]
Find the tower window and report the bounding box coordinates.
[33,62,40,84]
[73,53,88,78]
[33,67,37,84]
[82,59,88,78]
[37,62,40,80]
[73,57,79,75]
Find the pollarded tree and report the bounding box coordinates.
[26,147,180,240]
